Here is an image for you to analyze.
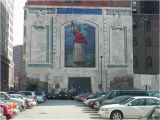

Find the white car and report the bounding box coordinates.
[98,96,160,120]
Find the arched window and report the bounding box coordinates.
[146,56,152,68]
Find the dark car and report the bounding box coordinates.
[56,91,68,99]
[101,95,132,106]
[47,93,56,99]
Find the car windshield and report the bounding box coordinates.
[21,92,32,96]
[120,97,135,105]
[35,91,43,95]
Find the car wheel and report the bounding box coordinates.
[110,110,123,120]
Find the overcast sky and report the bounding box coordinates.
[13,0,27,46]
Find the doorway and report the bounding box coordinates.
[68,77,92,94]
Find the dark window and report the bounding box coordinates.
[146,37,151,46]
[24,10,27,20]
[145,21,151,32]
[133,36,138,46]
[146,56,152,68]
[133,56,138,68]
[133,21,137,29]
[140,1,159,14]
[55,84,60,89]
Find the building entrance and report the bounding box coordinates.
[68,77,91,94]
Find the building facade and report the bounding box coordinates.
[132,0,160,90]
[0,0,14,91]
[24,0,133,93]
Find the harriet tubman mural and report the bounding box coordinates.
[65,22,95,67]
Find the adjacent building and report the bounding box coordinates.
[0,0,14,91]
[23,0,133,93]
[132,0,160,90]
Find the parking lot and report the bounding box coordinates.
[12,100,101,120]
[12,100,141,120]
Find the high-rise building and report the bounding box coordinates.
[23,0,133,93]
[0,0,14,91]
[13,45,23,90]
[132,0,160,90]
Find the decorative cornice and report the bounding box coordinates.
[105,9,131,16]
[28,7,56,14]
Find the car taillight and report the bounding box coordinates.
[13,104,16,109]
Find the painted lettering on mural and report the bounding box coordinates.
[65,22,95,67]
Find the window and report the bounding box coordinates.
[145,21,151,32]
[131,98,145,106]
[133,56,138,68]
[133,36,138,46]
[24,10,27,20]
[146,56,152,68]
[133,21,137,29]
[146,37,151,46]
[146,98,160,105]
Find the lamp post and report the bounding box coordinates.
[100,56,103,90]
[140,18,148,91]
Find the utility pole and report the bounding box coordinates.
[100,56,103,90]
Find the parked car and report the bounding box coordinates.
[56,91,68,99]
[150,92,160,98]
[101,95,132,106]
[47,93,56,99]
[84,91,107,101]
[18,91,37,104]
[0,101,14,119]
[10,94,36,107]
[0,92,26,110]
[98,96,160,120]
[139,106,160,120]
[94,89,149,110]
[0,106,6,120]
[34,91,46,103]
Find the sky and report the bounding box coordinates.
[13,0,27,46]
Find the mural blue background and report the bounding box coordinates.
[65,22,95,67]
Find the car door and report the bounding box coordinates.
[123,98,146,118]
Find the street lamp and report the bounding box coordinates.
[140,18,148,91]
[100,56,103,90]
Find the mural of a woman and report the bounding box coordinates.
[71,22,87,63]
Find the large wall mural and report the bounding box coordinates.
[65,22,95,67]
